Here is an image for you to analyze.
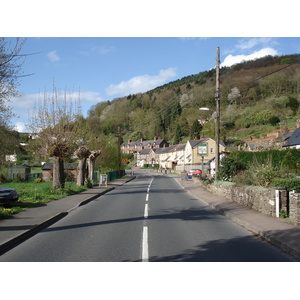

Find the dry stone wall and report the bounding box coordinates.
[194,178,300,223]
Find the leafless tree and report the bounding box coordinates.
[28,85,82,189]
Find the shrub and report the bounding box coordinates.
[218,157,246,181]
[271,178,300,192]
[85,178,93,188]
[253,165,278,187]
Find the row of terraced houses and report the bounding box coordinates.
[121,137,226,175]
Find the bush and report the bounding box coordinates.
[218,157,246,181]
[271,178,300,192]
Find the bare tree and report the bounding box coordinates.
[28,85,82,189]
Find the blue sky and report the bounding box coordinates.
[2,1,299,132]
[10,37,300,132]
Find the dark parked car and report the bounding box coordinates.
[0,187,19,206]
[188,169,202,175]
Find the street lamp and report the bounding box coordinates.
[199,107,220,179]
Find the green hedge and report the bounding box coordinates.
[229,149,300,169]
[271,178,300,192]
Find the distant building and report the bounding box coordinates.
[283,120,300,149]
[121,137,169,154]
[42,162,78,182]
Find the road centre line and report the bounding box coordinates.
[142,226,149,262]
[144,204,148,218]
[141,177,153,262]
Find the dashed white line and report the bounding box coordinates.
[144,203,148,218]
[142,226,149,262]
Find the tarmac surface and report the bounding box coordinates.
[1,172,300,261]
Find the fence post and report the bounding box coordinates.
[272,187,287,218]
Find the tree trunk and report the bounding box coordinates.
[77,157,87,186]
[53,156,65,189]
[75,146,91,186]
[87,150,101,183]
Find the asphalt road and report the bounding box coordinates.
[0,172,294,261]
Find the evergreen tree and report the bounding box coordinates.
[174,124,182,144]
[190,120,202,139]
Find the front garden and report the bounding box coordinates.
[217,148,300,192]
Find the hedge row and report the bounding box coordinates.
[229,148,300,169]
[271,178,300,192]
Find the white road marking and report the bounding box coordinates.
[141,177,153,262]
[174,177,185,189]
[142,226,149,262]
[144,203,148,218]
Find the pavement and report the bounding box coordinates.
[1,172,300,261]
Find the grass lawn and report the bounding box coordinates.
[0,181,86,219]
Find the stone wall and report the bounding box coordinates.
[195,179,297,221]
[289,192,300,225]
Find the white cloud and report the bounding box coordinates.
[236,38,275,50]
[47,50,60,62]
[13,122,28,133]
[105,68,177,96]
[221,48,279,67]
[80,45,116,56]
[79,90,104,103]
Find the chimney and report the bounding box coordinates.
[297,120,300,128]
[140,138,144,142]
[128,139,132,143]
[154,136,158,141]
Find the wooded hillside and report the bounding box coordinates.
[86,54,300,144]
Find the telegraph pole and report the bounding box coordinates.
[215,47,220,179]
[118,126,121,178]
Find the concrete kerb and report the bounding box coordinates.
[0,175,136,256]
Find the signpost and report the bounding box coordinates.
[99,174,108,187]
[198,143,207,156]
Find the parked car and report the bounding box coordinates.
[0,187,19,206]
[188,169,202,175]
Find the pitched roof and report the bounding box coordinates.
[139,149,152,155]
[42,162,78,170]
[121,138,167,147]
[284,127,300,147]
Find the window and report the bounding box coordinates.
[210,148,214,154]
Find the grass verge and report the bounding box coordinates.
[0,181,86,219]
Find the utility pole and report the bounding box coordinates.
[118,126,121,178]
[215,46,220,179]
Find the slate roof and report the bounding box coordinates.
[42,162,78,170]
[284,127,300,147]
[121,139,167,148]
[188,138,225,148]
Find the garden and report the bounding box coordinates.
[217,148,300,192]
